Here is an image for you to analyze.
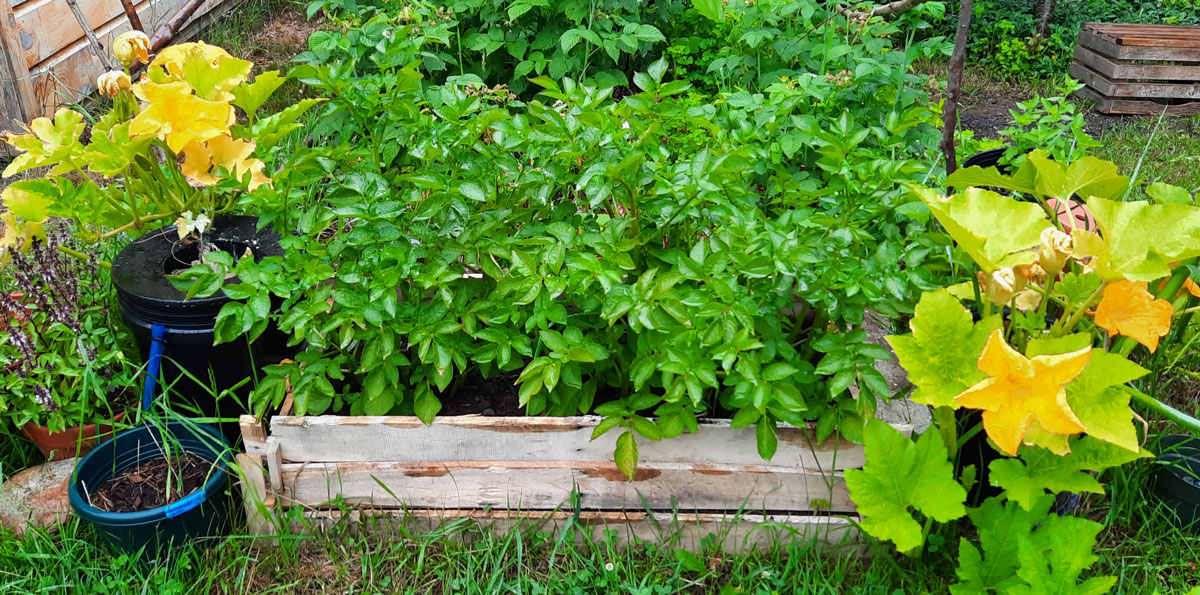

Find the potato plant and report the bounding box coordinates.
[175,0,958,475]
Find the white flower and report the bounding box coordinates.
[175,210,212,241]
[604,562,615,572]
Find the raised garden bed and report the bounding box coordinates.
[237,405,907,550]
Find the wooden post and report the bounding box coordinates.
[940,0,974,176]
[0,0,36,140]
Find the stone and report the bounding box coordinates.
[0,458,76,537]
[861,310,932,435]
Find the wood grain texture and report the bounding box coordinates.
[3,0,246,119]
[1072,45,1200,82]
[1077,27,1200,63]
[277,460,855,514]
[0,0,35,138]
[1074,84,1200,116]
[235,453,275,539]
[1069,62,1200,100]
[1081,22,1200,49]
[265,415,878,472]
[296,509,860,552]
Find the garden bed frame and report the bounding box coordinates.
[237,403,902,550]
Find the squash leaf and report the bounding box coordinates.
[913,185,1048,272]
[1085,197,1200,282]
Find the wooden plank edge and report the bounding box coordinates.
[1077,29,1200,64]
[290,508,863,552]
[1074,85,1200,116]
[1069,62,1200,100]
[235,453,278,543]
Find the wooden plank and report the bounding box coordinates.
[1074,84,1200,116]
[278,460,856,513]
[267,415,876,472]
[13,0,180,68]
[0,0,36,137]
[298,509,860,552]
[23,0,230,117]
[1078,29,1200,63]
[1070,62,1200,99]
[1072,45,1200,82]
[235,453,276,539]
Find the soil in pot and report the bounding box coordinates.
[89,453,212,513]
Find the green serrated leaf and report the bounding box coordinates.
[615,430,638,479]
[989,436,1149,510]
[914,185,1048,271]
[887,289,1001,408]
[845,419,967,553]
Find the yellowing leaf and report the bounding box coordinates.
[914,185,1048,272]
[1,108,87,177]
[1070,229,1120,281]
[232,71,287,119]
[955,330,1090,456]
[1029,152,1128,202]
[1086,197,1200,282]
[151,42,251,101]
[130,81,235,152]
[887,289,1001,408]
[1093,280,1173,352]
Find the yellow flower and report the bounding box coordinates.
[179,135,271,190]
[97,71,131,97]
[955,330,1090,456]
[1094,280,1173,352]
[985,267,1025,306]
[1038,227,1073,276]
[113,31,151,67]
[129,81,234,152]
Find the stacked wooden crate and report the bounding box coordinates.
[0,0,245,139]
[1070,23,1200,115]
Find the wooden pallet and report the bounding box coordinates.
[1070,23,1200,115]
[236,408,902,551]
[0,0,248,147]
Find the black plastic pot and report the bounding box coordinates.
[68,422,233,560]
[1153,434,1200,532]
[112,216,289,442]
[962,147,1012,173]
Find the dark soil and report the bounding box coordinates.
[439,371,525,416]
[959,89,1130,140]
[90,453,213,513]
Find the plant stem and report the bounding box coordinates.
[1052,281,1105,336]
[1121,384,1200,435]
[56,245,111,269]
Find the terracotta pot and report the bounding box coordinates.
[22,411,127,461]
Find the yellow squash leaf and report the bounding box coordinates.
[180,135,271,190]
[150,42,251,101]
[130,81,235,152]
[955,330,1090,456]
[1093,280,1173,352]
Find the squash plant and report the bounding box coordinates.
[173,0,957,475]
[847,152,1200,592]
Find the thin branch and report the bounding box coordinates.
[120,0,146,32]
[849,0,931,18]
[64,0,120,71]
[939,0,974,177]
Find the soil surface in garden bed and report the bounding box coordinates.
[90,454,212,513]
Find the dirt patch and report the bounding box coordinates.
[89,453,213,513]
[959,89,1137,140]
[247,8,325,71]
[439,371,525,416]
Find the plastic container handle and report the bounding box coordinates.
[163,488,206,519]
[141,323,167,411]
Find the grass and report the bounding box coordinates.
[1093,115,1200,197]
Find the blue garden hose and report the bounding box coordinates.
[141,323,167,411]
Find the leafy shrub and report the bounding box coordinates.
[176,0,957,467]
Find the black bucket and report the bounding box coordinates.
[962,147,1012,173]
[68,422,234,560]
[1153,434,1200,532]
[112,215,288,441]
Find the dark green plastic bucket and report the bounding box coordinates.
[1152,434,1200,533]
[68,422,234,560]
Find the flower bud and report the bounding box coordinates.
[112,31,151,67]
[1038,227,1073,276]
[986,267,1025,306]
[97,70,131,97]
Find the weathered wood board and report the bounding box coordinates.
[0,0,248,139]
[1071,23,1200,115]
[238,414,896,550]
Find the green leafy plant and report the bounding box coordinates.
[848,152,1200,591]
[0,230,135,432]
[169,0,960,475]
[996,77,1099,167]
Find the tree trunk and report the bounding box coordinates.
[1036,0,1057,38]
[940,0,974,177]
